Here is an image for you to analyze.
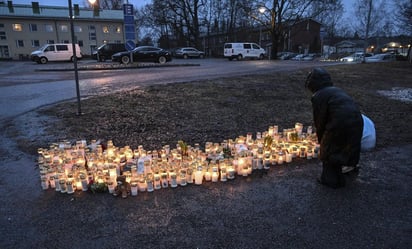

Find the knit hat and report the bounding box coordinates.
[305,68,333,93]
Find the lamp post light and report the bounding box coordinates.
[258,6,266,47]
[68,0,82,116]
[88,0,99,61]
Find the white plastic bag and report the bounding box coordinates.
[361,114,376,151]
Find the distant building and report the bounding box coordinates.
[201,18,321,58]
[0,1,125,60]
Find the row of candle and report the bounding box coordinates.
[37,123,319,195]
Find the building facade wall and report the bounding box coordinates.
[0,3,125,60]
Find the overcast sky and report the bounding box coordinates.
[11,0,150,7]
[11,0,353,14]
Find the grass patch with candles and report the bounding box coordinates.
[28,61,412,194]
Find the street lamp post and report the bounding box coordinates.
[258,6,266,47]
[88,0,99,61]
[68,0,82,116]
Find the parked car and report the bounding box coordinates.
[302,54,316,61]
[291,54,306,61]
[174,47,205,59]
[224,42,266,60]
[92,43,126,61]
[277,52,296,60]
[364,53,396,63]
[339,52,373,62]
[111,46,172,64]
[30,43,82,64]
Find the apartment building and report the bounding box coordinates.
[0,1,126,60]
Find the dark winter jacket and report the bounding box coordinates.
[306,68,363,166]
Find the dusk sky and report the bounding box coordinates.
[11,0,354,15]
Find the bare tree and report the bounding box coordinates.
[309,0,344,39]
[394,0,412,35]
[255,0,317,60]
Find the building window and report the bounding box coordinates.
[13,24,23,31]
[116,26,121,33]
[60,25,69,32]
[0,45,10,58]
[0,31,6,40]
[30,24,38,32]
[32,40,40,47]
[45,24,53,32]
[74,26,82,32]
[78,40,83,47]
[0,24,4,28]
[61,40,69,44]
[16,40,24,47]
[114,40,122,44]
[89,25,96,41]
[103,26,109,33]
[47,40,54,44]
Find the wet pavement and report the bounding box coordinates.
[0,60,411,249]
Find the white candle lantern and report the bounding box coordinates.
[54,175,61,191]
[154,174,161,190]
[59,179,67,193]
[285,153,293,163]
[107,181,115,194]
[131,182,138,196]
[41,176,49,190]
[242,164,248,177]
[211,167,219,182]
[307,126,313,135]
[295,123,303,136]
[263,155,271,170]
[299,147,306,158]
[180,172,187,186]
[80,174,88,191]
[227,167,235,180]
[137,176,147,192]
[161,172,169,188]
[49,176,56,189]
[182,167,190,184]
[194,166,204,185]
[146,174,154,192]
[277,152,284,165]
[66,180,74,194]
[220,166,227,182]
[170,172,178,188]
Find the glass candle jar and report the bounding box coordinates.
[161,172,169,188]
[211,167,219,182]
[80,174,88,191]
[131,182,138,196]
[66,180,74,194]
[194,166,204,185]
[170,172,178,188]
[107,181,115,194]
[59,179,66,193]
[220,166,227,182]
[154,174,161,190]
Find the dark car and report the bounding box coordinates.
[112,46,172,64]
[174,47,205,59]
[92,43,126,62]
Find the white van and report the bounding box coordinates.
[224,42,266,60]
[30,43,82,64]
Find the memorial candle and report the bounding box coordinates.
[194,166,204,185]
